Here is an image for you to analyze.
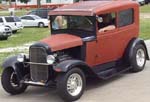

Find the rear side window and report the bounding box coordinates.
[118,8,134,27]
[5,17,15,22]
[0,18,3,22]
[21,16,27,19]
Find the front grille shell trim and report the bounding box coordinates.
[29,47,49,82]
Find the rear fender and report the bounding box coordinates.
[125,38,149,64]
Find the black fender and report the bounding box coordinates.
[124,38,149,65]
[53,60,95,76]
[2,55,25,80]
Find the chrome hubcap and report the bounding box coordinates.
[67,73,83,96]
[136,49,145,67]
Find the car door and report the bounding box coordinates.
[4,17,18,31]
[26,16,36,26]
[95,12,119,66]
[21,16,28,26]
[21,16,35,27]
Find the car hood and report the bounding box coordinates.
[40,34,83,51]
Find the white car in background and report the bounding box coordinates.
[133,0,145,5]
[0,16,20,33]
[13,16,24,30]
[20,15,49,27]
[0,25,12,40]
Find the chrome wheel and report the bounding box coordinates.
[67,73,83,96]
[136,48,145,67]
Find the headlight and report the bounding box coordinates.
[47,55,55,64]
[17,53,25,62]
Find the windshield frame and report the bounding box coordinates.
[50,15,96,38]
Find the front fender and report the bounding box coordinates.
[2,55,25,80]
[53,60,91,72]
[2,55,18,69]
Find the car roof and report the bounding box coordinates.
[49,1,138,16]
[22,15,40,17]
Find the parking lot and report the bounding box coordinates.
[0,41,149,102]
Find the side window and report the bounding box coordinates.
[98,12,116,32]
[5,17,15,22]
[21,17,27,20]
[118,8,134,27]
[0,18,3,23]
[26,16,34,20]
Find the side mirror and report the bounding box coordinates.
[97,16,103,23]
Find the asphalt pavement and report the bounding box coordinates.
[0,40,150,102]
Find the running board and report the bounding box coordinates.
[97,66,131,80]
[23,81,46,86]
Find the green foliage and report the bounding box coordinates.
[140,5,150,13]
[0,28,49,48]
[140,18,150,40]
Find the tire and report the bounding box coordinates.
[38,22,44,28]
[130,44,146,72]
[12,30,17,33]
[56,68,86,102]
[0,37,8,40]
[1,68,28,95]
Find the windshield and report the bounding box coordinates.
[51,15,95,37]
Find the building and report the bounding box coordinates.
[2,0,80,8]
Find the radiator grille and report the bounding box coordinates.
[29,47,48,82]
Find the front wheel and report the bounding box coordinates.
[1,68,28,95]
[56,68,86,102]
[38,22,44,28]
[0,37,8,40]
[130,44,146,72]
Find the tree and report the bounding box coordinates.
[37,0,41,8]
[6,0,11,6]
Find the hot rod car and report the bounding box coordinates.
[1,1,149,102]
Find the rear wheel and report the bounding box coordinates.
[0,37,8,40]
[56,68,86,102]
[1,68,28,95]
[130,44,146,72]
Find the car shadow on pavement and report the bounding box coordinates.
[85,74,125,91]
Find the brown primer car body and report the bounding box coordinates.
[1,1,149,102]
